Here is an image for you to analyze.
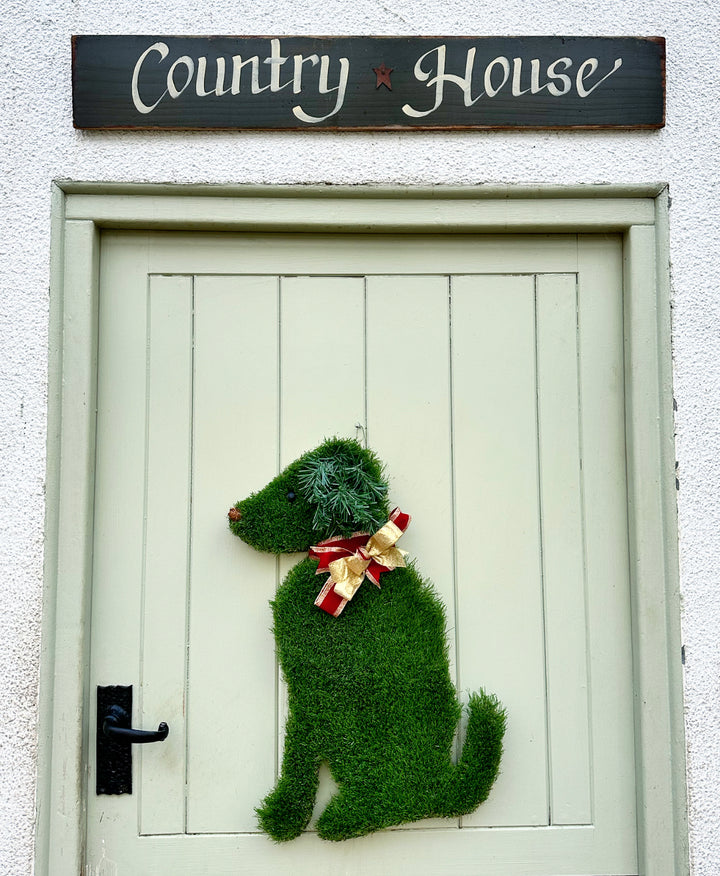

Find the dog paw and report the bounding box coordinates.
[256,782,314,842]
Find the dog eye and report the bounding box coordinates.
[286,490,296,502]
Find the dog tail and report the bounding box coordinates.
[438,689,506,817]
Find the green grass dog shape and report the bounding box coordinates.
[228,437,505,842]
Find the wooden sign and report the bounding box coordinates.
[72,36,665,130]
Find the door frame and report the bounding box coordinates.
[36,182,687,876]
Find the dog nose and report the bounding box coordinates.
[228,507,242,522]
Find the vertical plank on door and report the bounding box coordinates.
[452,274,549,827]
[139,276,193,835]
[576,237,636,855]
[366,274,457,830]
[90,233,149,840]
[536,274,592,825]
[186,276,279,833]
[278,275,365,827]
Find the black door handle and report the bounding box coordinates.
[103,704,169,743]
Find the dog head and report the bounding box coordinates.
[228,437,390,554]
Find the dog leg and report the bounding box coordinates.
[256,719,320,842]
[315,789,374,842]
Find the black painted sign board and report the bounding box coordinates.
[72,35,665,130]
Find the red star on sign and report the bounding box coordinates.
[373,63,393,90]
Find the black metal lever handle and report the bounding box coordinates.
[102,705,169,743]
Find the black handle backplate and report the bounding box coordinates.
[97,685,133,794]
[96,685,169,795]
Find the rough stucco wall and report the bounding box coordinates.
[1,0,718,873]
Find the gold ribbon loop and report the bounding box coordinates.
[329,554,371,600]
[365,519,408,570]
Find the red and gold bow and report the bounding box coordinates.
[310,508,411,617]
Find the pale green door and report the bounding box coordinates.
[87,231,637,875]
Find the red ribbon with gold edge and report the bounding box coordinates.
[309,507,411,617]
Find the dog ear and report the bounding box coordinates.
[297,440,388,534]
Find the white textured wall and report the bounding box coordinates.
[1,1,718,873]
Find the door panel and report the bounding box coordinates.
[88,232,636,874]
[140,274,193,836]
[186,276,280,834]
[452,273,549,827]
[535,273,592,826]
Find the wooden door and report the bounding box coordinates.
[87,231,636,874]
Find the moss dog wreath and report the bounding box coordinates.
[228,437,505,842]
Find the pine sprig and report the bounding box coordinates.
[298,450,388,533]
